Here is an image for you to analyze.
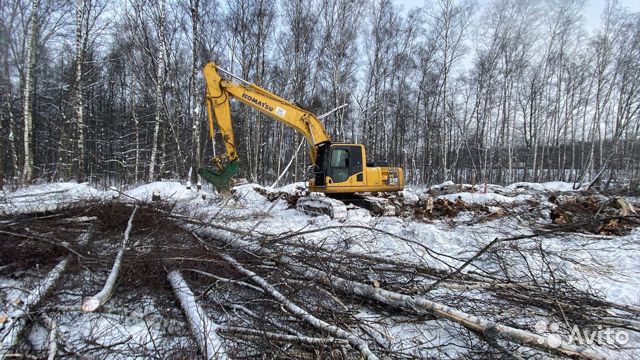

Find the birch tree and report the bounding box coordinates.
[72,0,87,181]
[361,0,401,162]
[189,0,201,185]
[21,0,40,183]
[148,0,167,182]
[223,0,275,182]
[428,0,474,181]
[316,0,363,142]
[0,0,637,187]
[0,0,21,185]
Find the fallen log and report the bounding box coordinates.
[193,227,608,360]
[0,258,68,357]
[168,270,228,360]
[219,252,379,360]
[81,206,138,312]
[44,315,58,360]
[220,325,348,346]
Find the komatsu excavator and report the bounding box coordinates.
[199,62,404,217]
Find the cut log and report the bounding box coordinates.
[195,228,608,360]
[220,325,348,346]
[82,206,138,312]
[45,316,58,360]
[617,197,637,216]
[219,253,379,360]
[0,258,68,357]
[168,270,228,360]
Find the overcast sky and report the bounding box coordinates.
[583,0,640,31]
[394,0,640,33]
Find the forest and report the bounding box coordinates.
[3,1,640,358]
[1,0,639,189]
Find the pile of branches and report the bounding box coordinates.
[549,194,639,235]
[0,193,638,359]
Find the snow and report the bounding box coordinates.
[507,181,586,192]
[426,180,586,197]
[232,183,272,204]
[270,181,307,194]
[438,191,532,205]
[2,179,639,358]
[563,232,640,306]
[0,182,117,216]
[399,190,419,205]
[125,181,202,203]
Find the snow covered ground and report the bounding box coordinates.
[162,179,640,358]
[1,179,638,358]
[0,182,117,216]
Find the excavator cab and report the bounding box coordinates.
[327,144,363,183]
[311,143,364,187]
[309,143,403,194]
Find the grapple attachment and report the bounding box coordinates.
[197,160,239,190]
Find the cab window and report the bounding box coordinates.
[331,149,349,167]
[330,149,350,182]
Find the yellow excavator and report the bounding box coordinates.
[199,62,403,214]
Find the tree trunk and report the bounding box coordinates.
[168,270,229,359]
[190,0,201,184]
[0,258,68,357]
[148,0,166,182]
[82,206,138,312]
[73,0,86,181]
[21,0,40,183]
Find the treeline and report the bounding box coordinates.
[1,0,639,189]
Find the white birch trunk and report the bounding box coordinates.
[305,269,607,360]
[271,137,304,188]
[190,0,201,184]
[168,270,228,360]
[4,96,19,180]
[133,104,140,182]
[73,0,85,181]
[220,326,347,345]
[81,206,138,312]
[148,0,166,182]
[220,252,379,360]
[21,0,40,183]
[0,258,67,357]
[197,229,608,360]
[44,316,58,360]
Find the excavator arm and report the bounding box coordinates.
[200,62,331,188]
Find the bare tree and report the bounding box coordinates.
[21,0,40,183]
[428,0,474,181]
[148,0,167,182]
[189,0,202,185]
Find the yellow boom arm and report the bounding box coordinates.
[203,62,331,167]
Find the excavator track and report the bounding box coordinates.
[296,194,348,220]
[296,193,399,220]
[328,193,398,216]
